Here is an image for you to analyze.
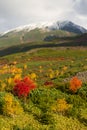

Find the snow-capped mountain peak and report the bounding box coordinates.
[1,20,87,36]
[56,20,87,34]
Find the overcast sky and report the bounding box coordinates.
[0,0,87,32]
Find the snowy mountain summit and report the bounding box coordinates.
[48,21,87,34]
[1,20,87,36]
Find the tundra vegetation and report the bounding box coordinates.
[0,48,87,130]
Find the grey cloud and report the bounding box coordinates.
[74,0,87,15]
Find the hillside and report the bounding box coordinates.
[0,48,87,129]
[0,23,87,129]
[0,20,87,48]
[44,33,87,45]
[0,33,87,57]
[0,29,76,48]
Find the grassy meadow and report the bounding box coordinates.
[0,47,87,130]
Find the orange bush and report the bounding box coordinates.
[69,76,82,93]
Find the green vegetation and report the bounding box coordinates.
[0,48,87,129]
[1,32,87,57]
[0,28,75,48]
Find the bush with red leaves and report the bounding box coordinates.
[44,81,53,86]
[13,77,36,98]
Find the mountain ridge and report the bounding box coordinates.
[1,20,87,36]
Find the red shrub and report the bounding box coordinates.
[44,81,53,86]
[13,76,36,98]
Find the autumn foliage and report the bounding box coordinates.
[69,76,82,92]
[13,76,36,98]
[44,81,53,86]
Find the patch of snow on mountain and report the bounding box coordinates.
[0,20,87,36]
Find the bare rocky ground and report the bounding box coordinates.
[64,71,87,82]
